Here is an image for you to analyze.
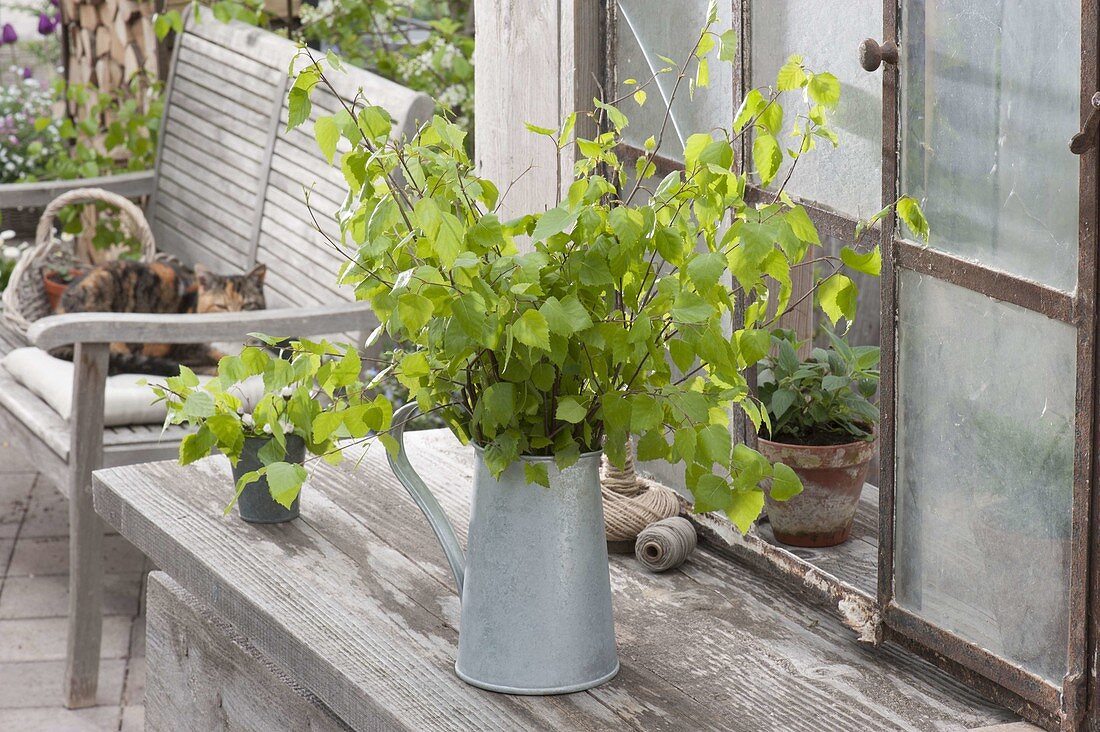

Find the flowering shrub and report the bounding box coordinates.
[0,229,29,292]
[0,75,63,183]
[299,0,474,131]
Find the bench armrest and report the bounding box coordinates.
[27,301,377,350]
[0,171,157,209]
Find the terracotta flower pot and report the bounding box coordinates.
[757,436,876,547]
[42,269,86,312]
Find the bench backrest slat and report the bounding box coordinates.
[149,14,433,309]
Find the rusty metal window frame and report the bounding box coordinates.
[603,0,1100,729]
[876,1,1098,729]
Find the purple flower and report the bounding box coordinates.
[37,13,55,35]
[22,67,32,79]
[50,0,59,6]
[1,24,17,45]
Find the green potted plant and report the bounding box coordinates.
[291,9,926,694]
[755,330,880,547]
[154,337,394,523]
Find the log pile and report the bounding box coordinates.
[60,0,159,115]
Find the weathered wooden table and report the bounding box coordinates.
[92,429,1018,731]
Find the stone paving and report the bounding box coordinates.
[0,438,146,731]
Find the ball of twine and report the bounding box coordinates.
[635,516,697,572]
[601,450,680,543]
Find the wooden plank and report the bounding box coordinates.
[146,572,352,732]
[158,135,260,206]
[94,431,1017,731]
[163,104,267,164]
[255,230,348,304]
[0,171,156,209]
[257,217,348,280]
[28,302,378,349]
[247,75,289,267]
[172,55,280,106]
[153,210,248,272]
[158,151,257,210]
[262,185,343,245]
[170,76,269,131]
[170,83,269,140]
[189,14,300,72]
[64,342,109,708]
[268,152,348,211]
[176,31,282,86]
[154,175,255,242]
[171,59,274,116]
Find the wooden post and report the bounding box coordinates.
[474,0,602,227]
[64,341,109,709]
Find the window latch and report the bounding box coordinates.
[859,39,898,72]
[1070,92,1100,154]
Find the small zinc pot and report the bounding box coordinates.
[757,436,875,547]
[231,435,306,524]
[388,403,620,695]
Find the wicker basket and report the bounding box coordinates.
[1,188,156,332]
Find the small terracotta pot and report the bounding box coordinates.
[757,436,876,547]
[42,269,86,312]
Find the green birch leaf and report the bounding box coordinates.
[512,309,551,351]
[753,133,782,186]
[718,29,738,61]
[897,196,930,240]
[693,473,732,513]
[727,490,766,533]
[556,396,588,424]
[769,462,803,501]
[807,72,841,107]
[266,461,308,509]
[840,245,882,276]
[314,116,339,164]
[524,462,551,488]
[817,274,858,326]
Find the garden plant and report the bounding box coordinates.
[268,5,929,531]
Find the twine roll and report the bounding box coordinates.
[635,517,697,573]
[601,450,680,545]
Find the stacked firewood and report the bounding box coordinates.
[60,0,160,99]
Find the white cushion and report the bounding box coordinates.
[1,347,264,427]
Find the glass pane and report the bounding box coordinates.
[614,0,735,156]
[894,271,1075,683]
[900,0,1080,292]
[750,0,883,219]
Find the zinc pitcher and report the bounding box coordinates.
[388,403,620,695]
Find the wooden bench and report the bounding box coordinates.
[0,13,432,708]
[91,429,1020,731]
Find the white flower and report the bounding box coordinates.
[241,413,255,428]
[262,423,273,434]
[59,232,74,243]
[0,230,14,241]
[3,245,22,259]
[280,386,294,398]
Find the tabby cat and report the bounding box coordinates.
[54,259,267,376]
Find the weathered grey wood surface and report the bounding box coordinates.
[94,429,1016,731]
[146,572,352,732]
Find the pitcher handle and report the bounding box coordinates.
[387,402,466,596]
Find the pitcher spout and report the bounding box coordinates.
[388,403,467,596]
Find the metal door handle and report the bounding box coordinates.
[1070,92,1100,154]
[859,39,898,72]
